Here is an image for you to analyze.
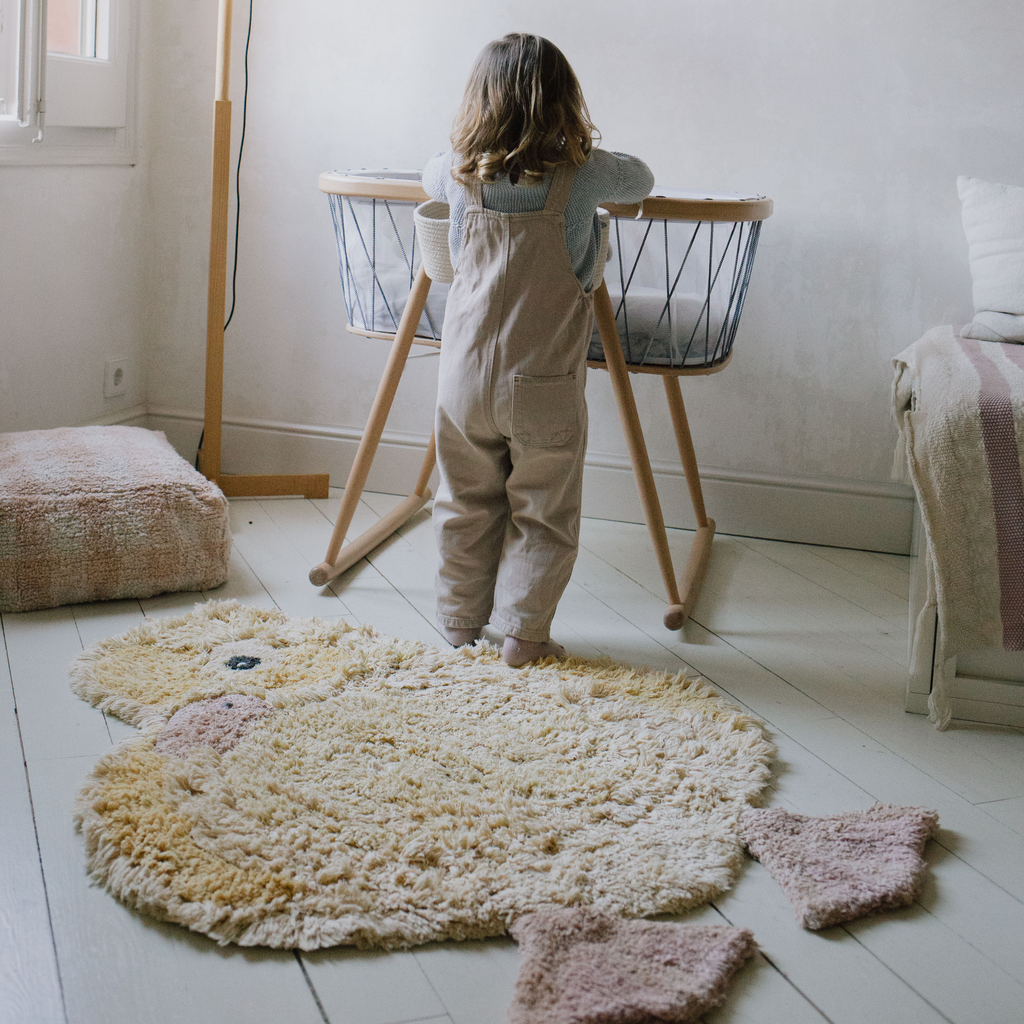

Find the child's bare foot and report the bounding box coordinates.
[502,636,566,667]
[441,625,483,648]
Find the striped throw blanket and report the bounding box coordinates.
[892,325,1024,728]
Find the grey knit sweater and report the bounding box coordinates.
[422,148,653,292]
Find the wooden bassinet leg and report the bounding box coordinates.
[663,376,716,629]
[309,266,434,587]
[594,283,684,626]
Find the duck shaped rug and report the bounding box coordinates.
[70,601,773,950]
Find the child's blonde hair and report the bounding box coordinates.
[451,34,597,187]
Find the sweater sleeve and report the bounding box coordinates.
[604,151,655,205]
[422,150,452,202]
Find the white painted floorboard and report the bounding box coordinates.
[0,620,65,1024]
[4,489,1024,1024]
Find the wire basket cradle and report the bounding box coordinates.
[313,170,773,630]
[587,191,764,373]
[327,169,450,347]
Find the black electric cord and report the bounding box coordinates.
[223,0,253,331]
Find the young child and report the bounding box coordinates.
[424,33,653,667]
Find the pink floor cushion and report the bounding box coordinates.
[742,805,939,930]
[0,426,230,612]
[507,908,755,1024]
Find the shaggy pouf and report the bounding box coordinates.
[0,426,230,612]
[71,601,773,950]
[741,805,939,930]
[508,908,755,1024]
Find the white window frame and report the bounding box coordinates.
[0,0,136,164]
[0,0,46,143]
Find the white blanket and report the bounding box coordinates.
[892,325,1024,728]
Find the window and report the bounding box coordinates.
[48,0,106,59]
[0,0,45,141]
[0,0,134,162]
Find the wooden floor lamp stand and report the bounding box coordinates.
[198,0,329,501]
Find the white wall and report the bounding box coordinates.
[0,164,148,430]
[7,0,1024,552]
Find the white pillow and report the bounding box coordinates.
[958,175,1024,342]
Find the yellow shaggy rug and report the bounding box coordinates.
[71,601,772,950]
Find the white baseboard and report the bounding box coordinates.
[582,455,913,554]
[82,403,149,428]
[146,406,915,555]
[147,408,434,496]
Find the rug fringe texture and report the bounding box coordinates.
[741,805,939,930]
[72,601,773,950]
[507,908,755,1024]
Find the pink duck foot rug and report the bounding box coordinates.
[741,805,939,930]
[507,908,755,1024]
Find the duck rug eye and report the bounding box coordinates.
[71,601,772,950]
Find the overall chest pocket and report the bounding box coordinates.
[511,374,581,448]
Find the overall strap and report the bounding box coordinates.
[543,163,576,213]
[464,174,484,209]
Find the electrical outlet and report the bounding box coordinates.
[104,358,127,398]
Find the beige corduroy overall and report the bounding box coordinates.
[434,163,594,643]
